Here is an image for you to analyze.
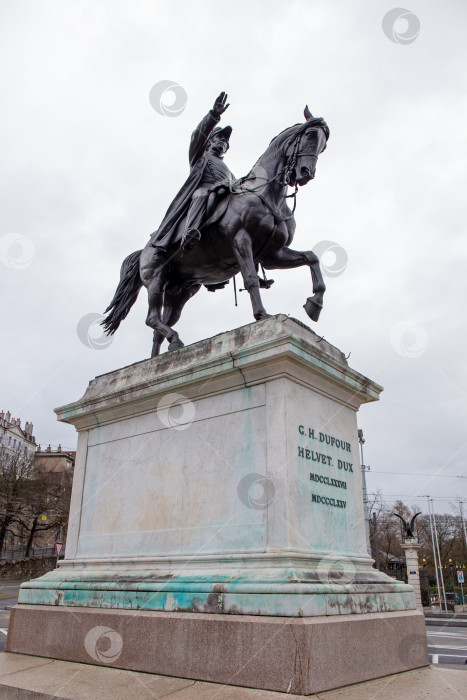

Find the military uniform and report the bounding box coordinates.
[151,110,233,252]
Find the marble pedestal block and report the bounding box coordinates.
[7,315,428,694]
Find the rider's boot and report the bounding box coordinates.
[258,276,275,289]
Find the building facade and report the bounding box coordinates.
[34,445,75,487]
[0,412,75,555]
[0,411,37,458]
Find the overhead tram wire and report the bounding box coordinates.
[374,494,466,499]
[368,493,466,504]
[370,471,467,479]
[372,493,466,503]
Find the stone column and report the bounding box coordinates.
[401,537,423,610]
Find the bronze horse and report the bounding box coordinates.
[102,107,330,357]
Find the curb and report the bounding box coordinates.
[426,618,467,628]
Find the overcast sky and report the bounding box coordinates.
[1,0,466,516]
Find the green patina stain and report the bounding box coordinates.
[17,568,415,618]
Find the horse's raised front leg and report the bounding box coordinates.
[233,230,270,321]
[262,247,326,322]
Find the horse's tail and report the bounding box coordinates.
[101,249,143,335]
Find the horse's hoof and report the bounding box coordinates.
[304,298,322,322]
[168,339,185,352]
[254,311,272,321]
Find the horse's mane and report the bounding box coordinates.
[270,117,330,152]
[241,115,330,187]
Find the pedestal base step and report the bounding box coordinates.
[6,605,428,695]
[3,653,466,700]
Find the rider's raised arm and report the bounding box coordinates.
[189,110,220,167]
[189,92,230,167]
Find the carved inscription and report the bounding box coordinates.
[309,472,347,489]
[298,425,354,509]
[298,447,332,465]
[312,494,347,508]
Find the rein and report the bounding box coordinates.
[228,127,323,224]
[233,173,298,221]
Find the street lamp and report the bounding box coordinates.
[449,559,455,601]
[357,429,371,555]
[420,557,429,606]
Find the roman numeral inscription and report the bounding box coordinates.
[297,425,354,509]
[310,472,347,489]
[311,494,347,508]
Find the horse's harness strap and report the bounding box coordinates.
[224,129,321,225]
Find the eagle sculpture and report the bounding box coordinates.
[393,512,422,539]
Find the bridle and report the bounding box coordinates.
[230,126,326,222]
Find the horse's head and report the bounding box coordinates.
[280,107,330,187]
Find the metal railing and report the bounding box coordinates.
[0,545,65,560]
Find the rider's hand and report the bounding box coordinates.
[212,92,229,116]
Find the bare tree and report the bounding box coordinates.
[0,446,35,554]
[368,493,467,589]
[20,465,72,556]
[0,446,72,556]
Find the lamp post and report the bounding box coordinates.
[459,564,465,607]
[420,558,429,606]
[430,499,448,613]
[449,559,456,601]
[425,496,441,609]
[372,511,380,570]
[357,429,371,556]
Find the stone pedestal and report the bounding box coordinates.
[401,539,423,611]
[6,316,428,695]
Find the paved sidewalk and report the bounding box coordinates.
[0,653,466,699]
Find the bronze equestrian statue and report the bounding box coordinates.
[102,92,330,357]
